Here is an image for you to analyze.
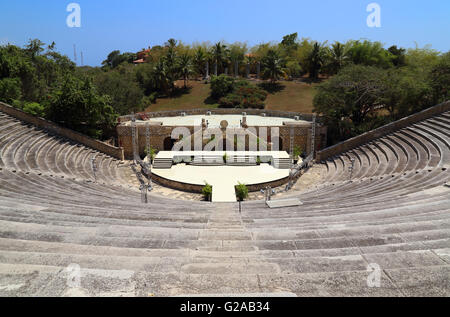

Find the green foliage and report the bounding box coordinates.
[94,64,145,115]
[210,74,235,99]
[145,146,157,162]
[202,182,213,201]
[293,145,303,159]
[46,75,117,139]
[179,53,193,88]
[0,77,22,103]
[313,61,444,145]
[305,42,328,80]
[346,40,394,68]
[281,33,299,52]
[1,36,448,148]
[22,102,46,117]
[326,42,350,75]
[388,45,407,67]
[430,52,450,103]
[219,84,267,109]
[261,49,285,83]
[102,50,136,69]
[235,183,249,202]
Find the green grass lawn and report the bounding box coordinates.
[146,79,317,113]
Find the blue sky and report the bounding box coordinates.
[0,0,449,66]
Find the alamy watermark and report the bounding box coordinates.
[367,263,381,288]
[367,3,381,28]
[66,3,81,28]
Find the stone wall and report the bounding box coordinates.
[151,173,205,193]
[0,102,125,161]
[152,170,290,194]
[316,101,450,162]
[118,108,319,123]
[117,112,327,159]
[242,176,290,193]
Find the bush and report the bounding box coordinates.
[235,182,249,202]
[218,94,242,108]
[22,102,46,117]
[145,146,157,163]
[218,85,267,109]
[202,182,213,201]
[210,74,235,99]
[293,145,303,160]
[0,78,22,103]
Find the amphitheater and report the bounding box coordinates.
[0,100,449,297]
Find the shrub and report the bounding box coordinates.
[145,146,157,163]
[218,94,242,108]
[235,182,249,202]
[0,78,22,103]
[22,102,46,117]
[210,74,235,99]
[202,182,213,201]
[293,145,303,160]
[218,85,267,109]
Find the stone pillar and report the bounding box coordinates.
[205,61,209,79]
[242,116,248,129]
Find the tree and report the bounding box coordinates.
[280,33,299,56]
[102,50,135,69]
[313,65,388,143]
[0,78,22,103]
[193,46,207,76]
[429,52,450,104]
[261,49,285,83]
[25,39,45,59]
[327,42,350,75]
[347,40,393,68]
[94,64,145,114]
[306,42,328,81]
[211,42,229,75]
[152,59,170,94]
[47,75,117,139]
[164,39,180,89]
[229,43,247,76]
[388,45,406,67]
[179,54,193,88]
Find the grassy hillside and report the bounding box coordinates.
[146,79,317,113]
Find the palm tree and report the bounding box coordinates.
[179,54,193,88]
[229,43,247,77]
[193,47,207,76]
[153,59,169,94]
[211,42,229,75]
[261,49,285,83]
[164,39,179,89]
[307,42,327,81]
[329,42,349,74]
